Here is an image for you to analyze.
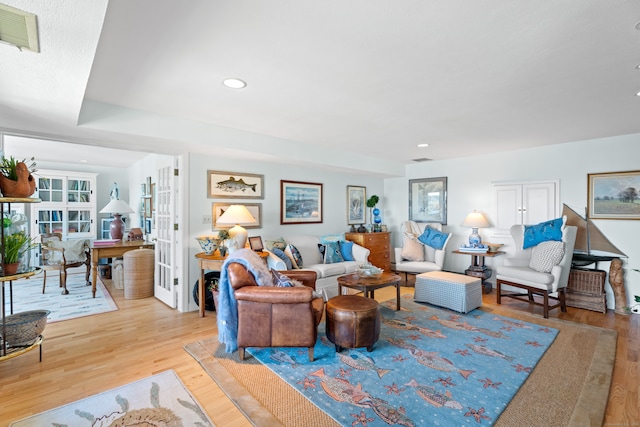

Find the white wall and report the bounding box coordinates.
[186,152,386,311]
[385,133,640,309]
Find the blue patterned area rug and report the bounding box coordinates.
[9,370,214,426]
[248,296,558,427]
[2,271,117,323]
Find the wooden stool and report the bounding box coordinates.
[123,249,154,299]
[326,295,380,352]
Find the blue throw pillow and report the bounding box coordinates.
[287,244,303,268]
[271,247,293,270]
[523,217,564,249]
[271,269,297,287]
[321,241,344,264]
[417,227,449,249]
[339,240,354,261]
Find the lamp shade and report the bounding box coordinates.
[462,211,490,228]
[216,205,256,252]
[216,205,256,225]
[100,199,134,214]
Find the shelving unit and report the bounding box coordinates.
[1,197,43,362]
[30,170,97,240]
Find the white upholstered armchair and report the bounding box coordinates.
[393,221,451,280]
[496,223,577,318]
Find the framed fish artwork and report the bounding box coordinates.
[207,170,264,199]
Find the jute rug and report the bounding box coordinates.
[185,303,616,427]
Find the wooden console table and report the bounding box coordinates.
[195,251,269,317]
[90,241,155,297]
[452,250,505,294]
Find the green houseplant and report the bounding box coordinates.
[217,229,230,256]
[366,194,380,231]
[2,231,36,275]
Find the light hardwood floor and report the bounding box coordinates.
[1,275,637,426]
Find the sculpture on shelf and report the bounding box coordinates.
[110,182,119,200]
[0,157,37,198]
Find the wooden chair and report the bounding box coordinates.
[40,233,91,295]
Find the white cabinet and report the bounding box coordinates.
[493,181,559,236]
[29,170,97,239]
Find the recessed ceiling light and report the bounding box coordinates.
[636,91,640,97]
[223,78,247,89]
[635,21,640,30]
[417,143,430,148]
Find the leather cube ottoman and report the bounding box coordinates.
[326,295,380,352]
[415,271,482,313]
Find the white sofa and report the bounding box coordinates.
[393,221,451,279]
[265,235,370,299]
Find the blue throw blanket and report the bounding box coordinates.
[217,248,274,352]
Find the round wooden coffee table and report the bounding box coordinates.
[337,271,402,310]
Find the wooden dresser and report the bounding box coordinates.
[345,232,391,271]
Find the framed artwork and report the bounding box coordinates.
[249,236,264,251]
[588,170,640,220]
[144,197,152,218]
[150,183,156,215]
[409,177,448,224]
[207,170,264,199]
[144,218,152,234]
[346,185,366,225]
[212,203,262,229]
[280,180,323,224]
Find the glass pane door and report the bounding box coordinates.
[37,209,64,234]
[67,209,92,234]
[38,177,63,203]
[68,179,92,203]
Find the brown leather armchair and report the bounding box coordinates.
[227,263,324,361]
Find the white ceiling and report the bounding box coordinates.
[1,1,639,173]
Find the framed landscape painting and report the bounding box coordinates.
[281,180,323,224]
[207,170,264,199]
[409,177,448,224]
[346,185,366,225]
[588,170,640,220]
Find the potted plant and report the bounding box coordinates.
[366,194,380,231]
[0,156,37,198]
[2,231,36,275]
[216,229,230,256]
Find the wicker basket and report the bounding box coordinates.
[566,268,607,313]
[124,249,154,299]
[1,310,50,347]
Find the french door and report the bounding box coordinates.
[154,157,181,308]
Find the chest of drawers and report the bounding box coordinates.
[345,232,391,271]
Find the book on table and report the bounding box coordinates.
[93,239,121,246]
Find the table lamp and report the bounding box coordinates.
[462,210,490,247]
[216,204,256,252]
[100,199,134,240]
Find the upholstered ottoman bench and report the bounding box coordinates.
[326,295,380,352]
[415,271,482,313]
